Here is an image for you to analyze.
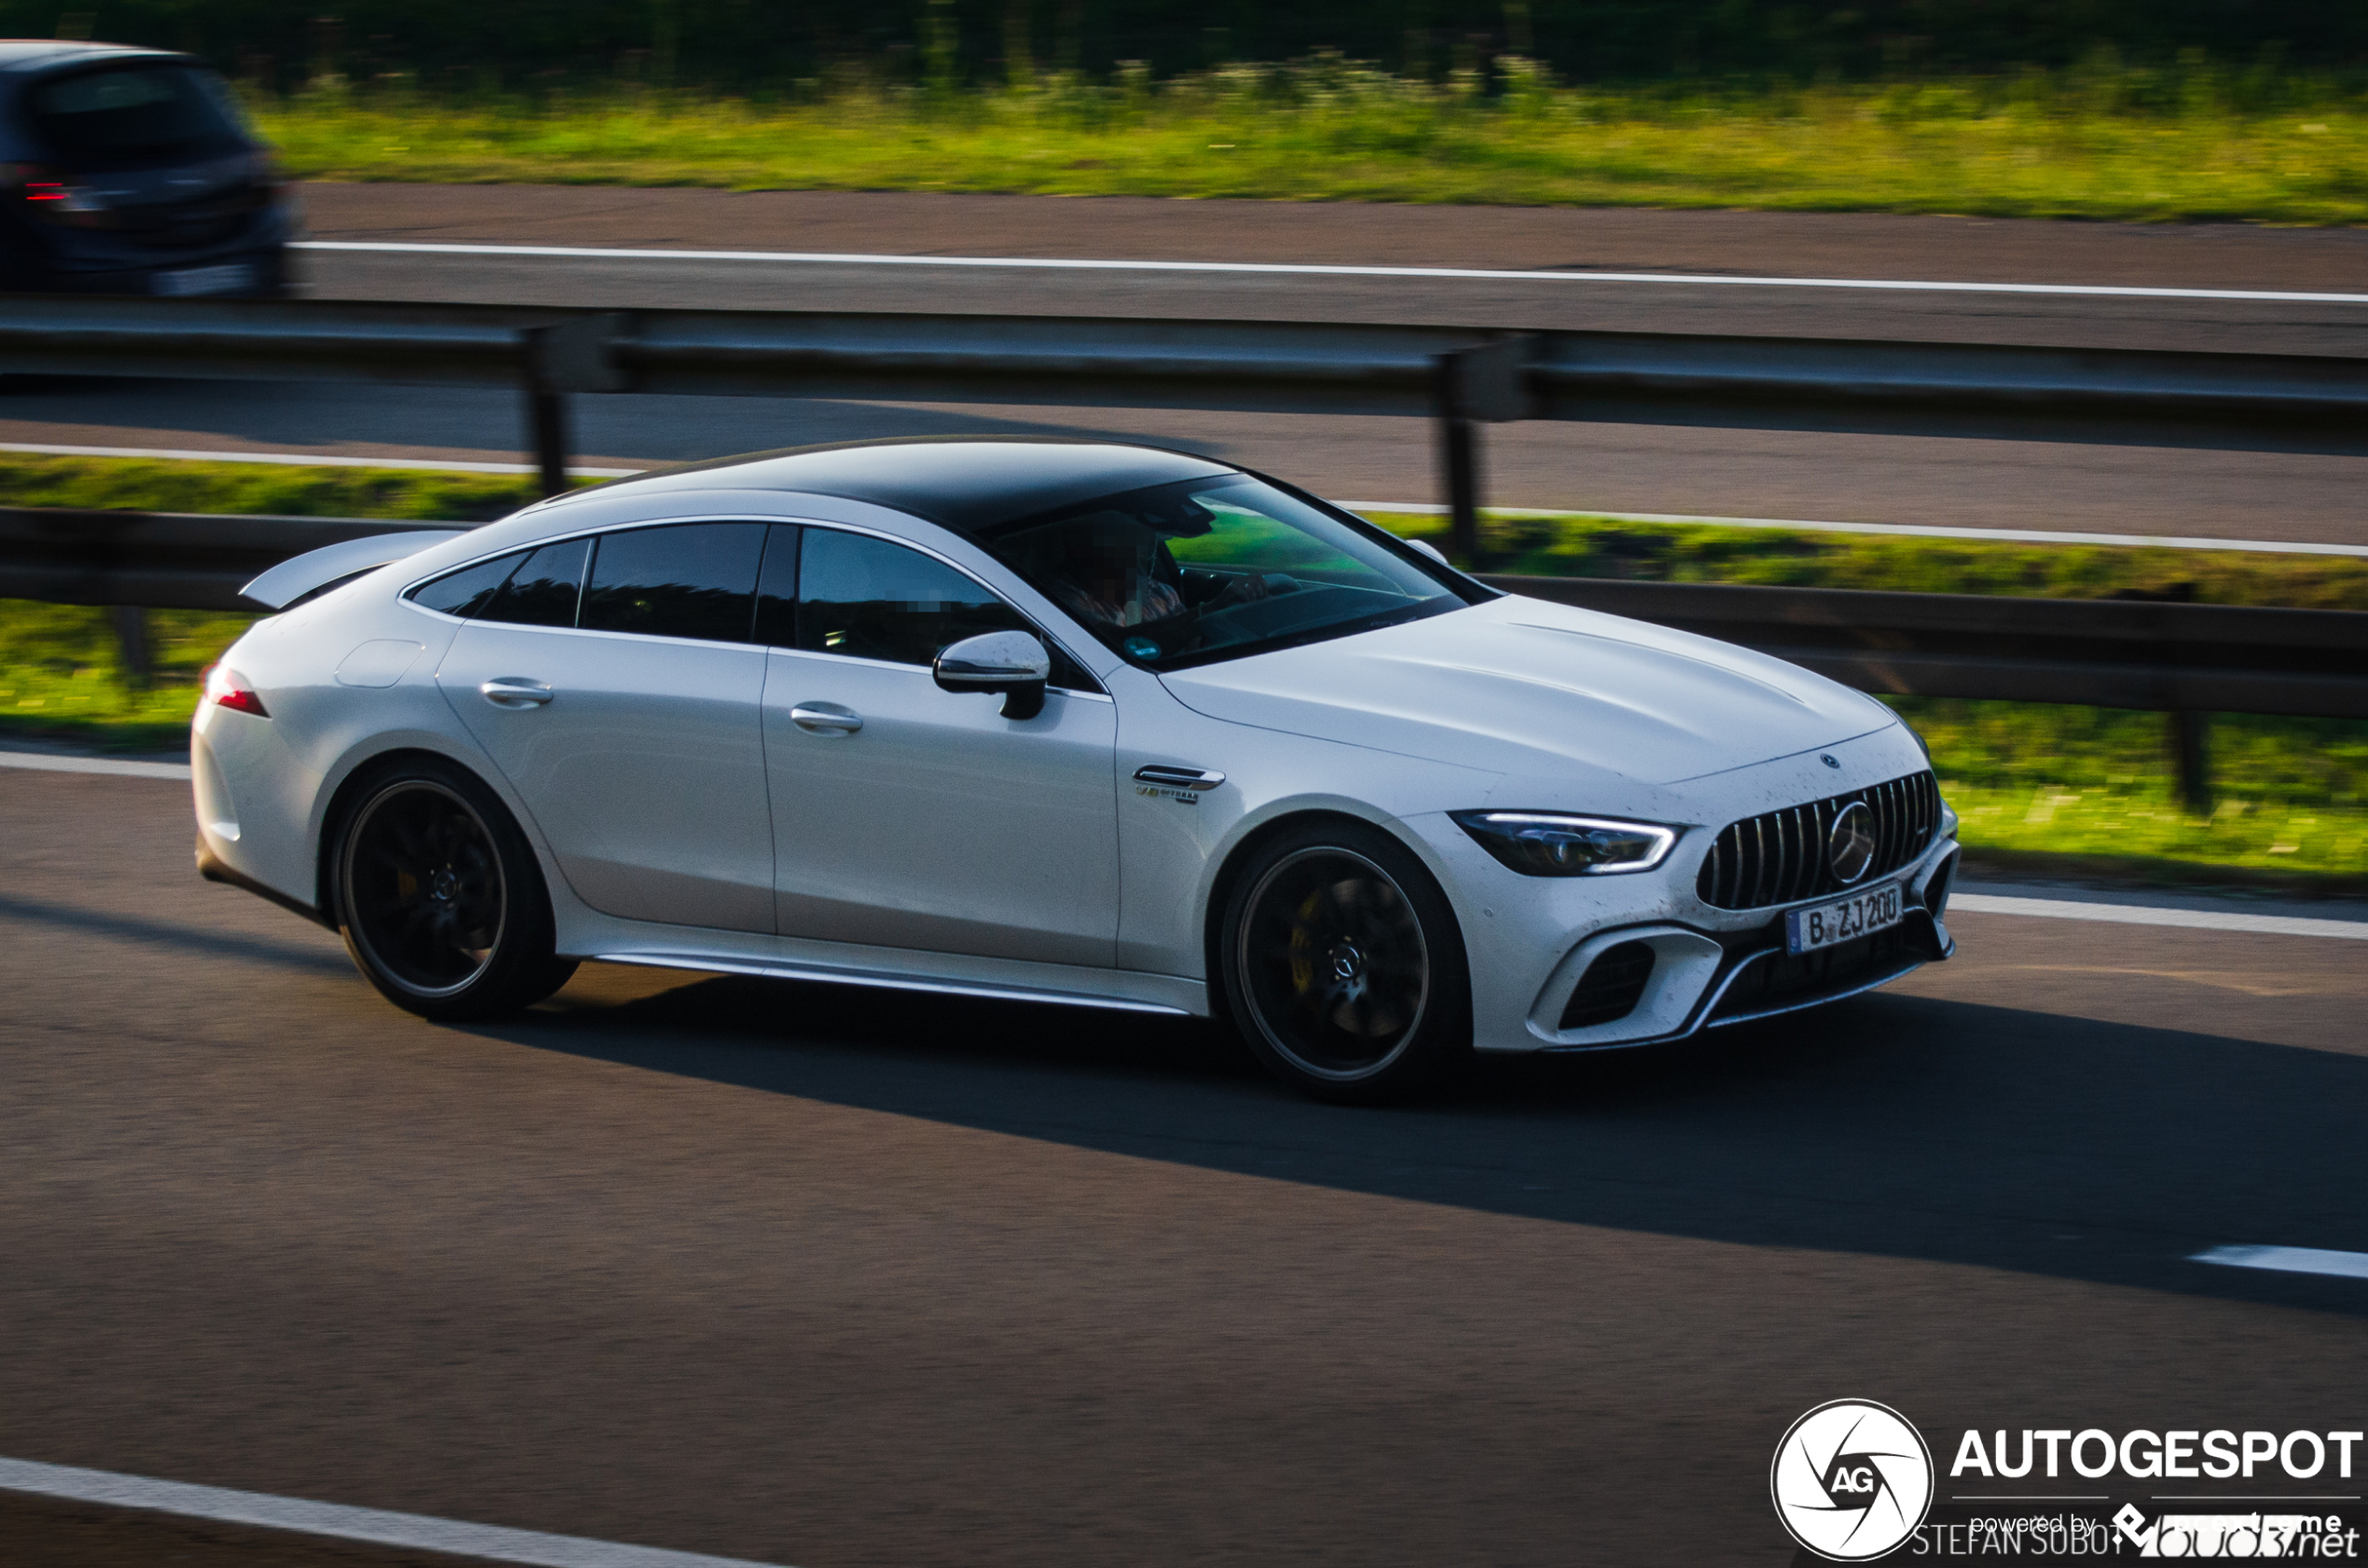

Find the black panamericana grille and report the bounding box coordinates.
[1695,769,1942,911]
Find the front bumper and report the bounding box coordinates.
[1440,823,1961,1055]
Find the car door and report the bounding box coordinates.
[761,523,1121,969]
[434,520,777,933]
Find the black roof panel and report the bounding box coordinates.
[585,437,1237,536]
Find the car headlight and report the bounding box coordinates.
[1450,811,1679,876]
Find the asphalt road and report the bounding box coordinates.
[4,186,2365,543]
[5,767,2364,1566]
[288,186,2368,355]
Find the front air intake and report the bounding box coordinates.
[1695,770,1942,912]
[1560,941,1656,1029]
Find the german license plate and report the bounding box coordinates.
[152,262,253,296]
[1785,882,1903,955]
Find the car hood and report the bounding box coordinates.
[1157,594,1895,787]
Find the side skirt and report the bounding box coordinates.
[593,950,1199,1018]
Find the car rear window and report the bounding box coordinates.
[579,522,768,644]
[478,538,587,629]
[408,552,523,619]
[27,63,249,167]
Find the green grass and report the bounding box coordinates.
[255,61,2368,224]
[1893,699,2367,888]
[0,601,255,750]
[1363,510,2368,610]
[0,454,548,522]
[1,454,2360,887]
[0,456,555,751]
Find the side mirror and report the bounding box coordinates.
[932,630,1052,720]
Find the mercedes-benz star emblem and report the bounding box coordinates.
[1771,1399,1934,1561]
[1826,801,1877,884]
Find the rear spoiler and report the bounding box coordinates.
[241,530,468,611]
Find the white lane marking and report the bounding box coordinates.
[0,1456,789,1568]
[0,443,2350,559]
[2192,1245,2368,1280]
[1948,893,2368,941]
[294,241,2368,306]
[1340,502,2368,558]
[0,750,192,780]
[0,440,642,476]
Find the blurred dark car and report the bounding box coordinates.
[0,40,296,296]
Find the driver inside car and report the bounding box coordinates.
[1031,512,1272,641]
[1049,516,1184,628]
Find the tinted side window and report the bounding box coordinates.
[796,529,1101,689]
[477,538,587,628]
[796,530,1035,667]
[580,523,767,643]
[410,552,525,618]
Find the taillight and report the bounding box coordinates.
[7,162,61,198]
[203,665,269,718]
[7,164,103,219]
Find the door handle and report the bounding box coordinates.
[480,678,554,708]
[790,702,862,736]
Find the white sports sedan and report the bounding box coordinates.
[194,438,1960,1101]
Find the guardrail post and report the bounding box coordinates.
[520,315,631,500]
[110,605,150,687]
[525,387,569,500]
[2173,710,2212,814]
[1432,337,1533,570]
[1438,410,1481,566]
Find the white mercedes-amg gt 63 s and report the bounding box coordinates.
[194,437,1959,1101]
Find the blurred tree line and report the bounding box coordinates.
[21,0,2364,92]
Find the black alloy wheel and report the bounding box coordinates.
[1219,820,1471,1103]
[334,759,575,1020]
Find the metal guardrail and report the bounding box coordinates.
[0,507,455,612]
[7,295,2367,559]
[5,505,2361,805]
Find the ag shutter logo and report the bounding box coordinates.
[1772,1399,1935,1561]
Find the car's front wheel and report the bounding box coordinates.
[1218,820,1471,1103]
[332,758,575,1020]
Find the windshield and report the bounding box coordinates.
[28,63,250,168]
[984,475,1468,671]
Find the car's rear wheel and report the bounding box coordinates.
[1218,820,1471,1103]
[333,758,575,1020]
